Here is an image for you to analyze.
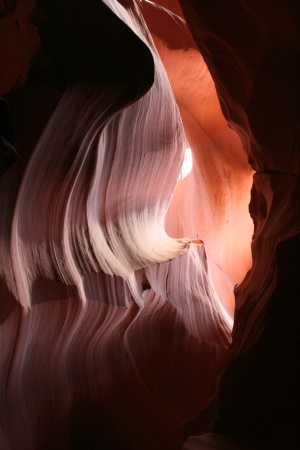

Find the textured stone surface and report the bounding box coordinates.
[0,1,299,449]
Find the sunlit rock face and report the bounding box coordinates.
[179,0,300,447]
[140,0,254,316]
[0,0,298,449]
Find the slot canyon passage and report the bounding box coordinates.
[0,0,299,449]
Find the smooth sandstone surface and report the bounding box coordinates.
[0,1,299,449]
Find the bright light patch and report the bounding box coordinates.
[179,147,193,179]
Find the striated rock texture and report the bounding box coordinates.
[179,0,300,447]
[0,0,299,449]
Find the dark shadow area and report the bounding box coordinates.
[214,232,300,448]
[69,399,130,450]
[30,0,154,98]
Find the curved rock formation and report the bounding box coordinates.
[0,0,299,449]
[179,0,300,447]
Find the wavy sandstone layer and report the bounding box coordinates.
[180,0,300,446]
[0,0,299,449]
